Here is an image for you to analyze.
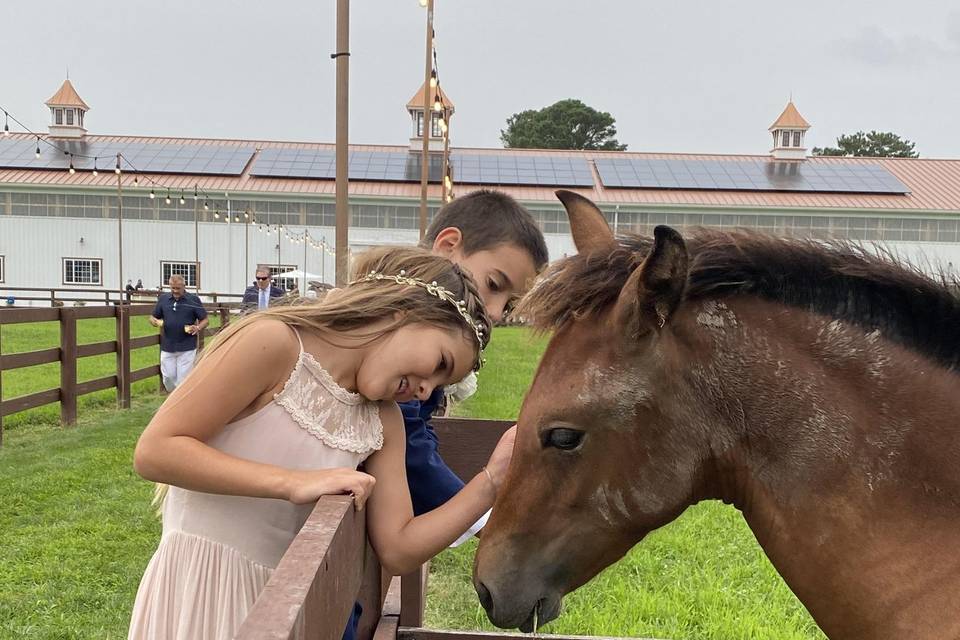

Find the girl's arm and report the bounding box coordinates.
[364,402,515,576]
[133,319,375,505]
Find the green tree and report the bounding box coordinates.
[812,131,918,158]
[500,99,627,151]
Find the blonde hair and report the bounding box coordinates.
[151,246,490,514]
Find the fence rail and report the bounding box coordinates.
[1,285,244,307]
[0,302,234,442]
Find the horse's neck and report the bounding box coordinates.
[693,300,960,639]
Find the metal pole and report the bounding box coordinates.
[277,225,282,275]
[226,193,232,292]
[442,107,451,202]
[334,0,350,286]
[303,230,308,294]
[419,0,434,239]
[194,184,199,292]
[322,237,326,283]
[116,153,123,297]
[245,214,249,287]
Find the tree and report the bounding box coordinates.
[500,99,627,151]
[812,131,918,158]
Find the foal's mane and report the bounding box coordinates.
[517,229,960,369]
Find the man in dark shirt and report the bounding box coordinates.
[150,274,209,391]
[241,267,285,311]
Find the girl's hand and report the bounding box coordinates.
[483,425,517,492]
[286,468,377,510]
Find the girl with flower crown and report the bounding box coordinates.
[128,247,513,640]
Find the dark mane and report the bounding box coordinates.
[517,229,960,369]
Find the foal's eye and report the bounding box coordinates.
[542,428,584,451]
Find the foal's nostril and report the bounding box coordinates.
[476,581,493,612]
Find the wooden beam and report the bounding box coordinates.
[236,496,366,640]
[0,388,60,417]
[0,308,60,324]
[399,629,660,640]
[72,306,115,320]
[59,308,78,426]
[399,562,430,628]
[431,418,513,480]
[75,375,118,397]
[130,364,160,383]
[0,347,61,371]
[77,341,117,358]
[129,334,160,350]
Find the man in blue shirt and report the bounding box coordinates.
[343,190,548,640]
[150,274,209,391]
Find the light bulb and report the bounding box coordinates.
[179,191,186,205]
[429,70,437,88]
[203,201,209,211]
[35,138,41,158]
[444,174,452,189]
[418,0,427,6]
[433,94,443,112]
[214,210,220,219]
[134,175,140,186]
[149,189,155,199]
[114,157,121,175]
[68,156,76,174]
[92,162,98,177]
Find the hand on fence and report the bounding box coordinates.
[285,468,377,510]
[483,425,517,493]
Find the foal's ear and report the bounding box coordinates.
[556,190,616,253]
[617,225,689,332]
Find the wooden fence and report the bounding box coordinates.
[0,285,244,307]
[0,303,235,442]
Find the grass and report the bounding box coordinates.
[0,325,825,639]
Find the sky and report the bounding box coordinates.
[2,0,959,158]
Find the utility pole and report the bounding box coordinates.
[418,0,434,239]
[333,0,350,285]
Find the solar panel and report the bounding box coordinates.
[250,149,595,187]
[0,138,254,176]
[594,158,910,194]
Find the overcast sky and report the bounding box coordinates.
[3,1,958,158]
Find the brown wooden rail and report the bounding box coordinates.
[0,303,235,442]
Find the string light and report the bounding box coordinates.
[114,156,121,175]
[214,209,220,219]
[3,111,8,136]
[35,137,41,158]
[179,190,186,205]
[91,157,98,177]
[418,0,427,6]
[433,91,443,112]
[68,154,75,174]
[149,189,155,199]
[429,70,437,88]
[203,200,209,211]
[133,174,139,186]
[165,189,172,205]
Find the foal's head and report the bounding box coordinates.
[474,192,708,630]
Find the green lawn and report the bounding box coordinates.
[0,325,825,639]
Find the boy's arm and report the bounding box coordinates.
[400,389,465,516]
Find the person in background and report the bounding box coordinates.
[135,279,144,290]
[125,279,136,293]
[242,267,285,311]
[150,274,209,391]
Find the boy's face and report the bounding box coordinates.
[432,228,538,321]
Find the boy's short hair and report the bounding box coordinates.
[422,189,549,271]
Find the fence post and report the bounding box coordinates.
[219,306,229,330]
[60,308,78,426]
[0,322,4,444]
[116,304,131,409]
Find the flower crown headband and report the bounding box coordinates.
[352,269,487,370]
